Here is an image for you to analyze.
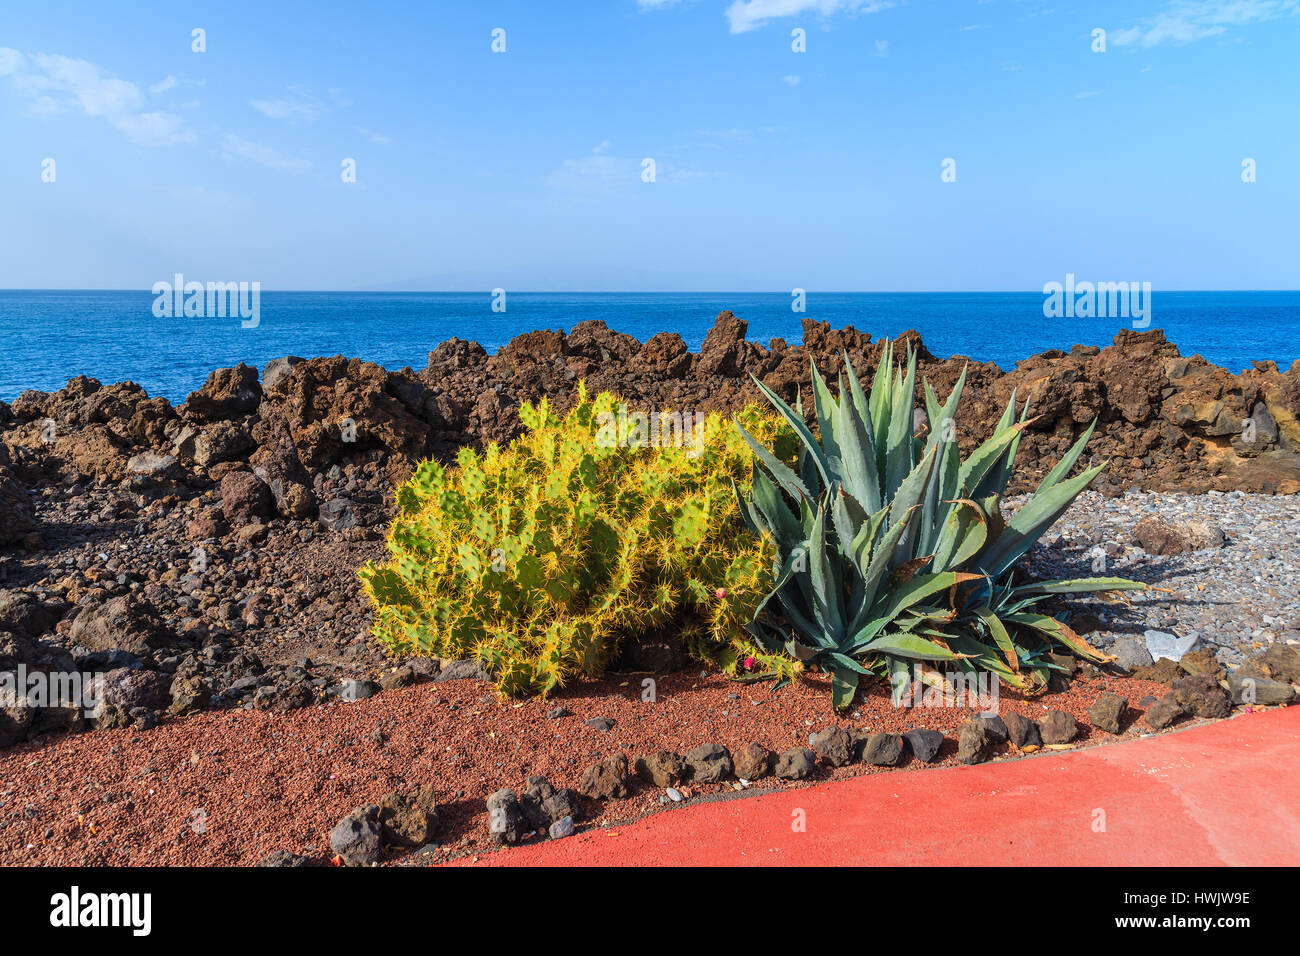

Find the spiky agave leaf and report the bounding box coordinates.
[737,342,1148,710]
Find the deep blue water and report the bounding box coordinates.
[0,290,1296,404]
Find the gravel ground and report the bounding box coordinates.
[1019,489,1300,669]
[0,666,1186,867]
[1,485,1295,867]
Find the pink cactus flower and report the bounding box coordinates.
[743,656,755,671]
[715,587,727,600]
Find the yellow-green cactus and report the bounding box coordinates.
[360,382,798,697]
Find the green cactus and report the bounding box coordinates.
[360,382,799,697]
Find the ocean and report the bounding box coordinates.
[1,290,1296,404]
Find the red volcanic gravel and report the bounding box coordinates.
[0,669,1188,866]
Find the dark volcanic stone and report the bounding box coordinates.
[1172,673,1231,719]
[902,728,944,763]
[733,742,774,780]
[485,788,528,844]
[957,720,993,765]
[1144,693,1185,730]
[635,751,686,788]
[775,747,816,780]
[1003,711,1042,748]
[1087,692,1126,734]
[809,726,854,767]
[685,743,733,783]
[1037,710,1078,744]
[578,753,631,800]
[861,732,904,766]
[330,804,382,866]
[978,715,1009,743]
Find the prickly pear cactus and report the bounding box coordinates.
[360,383,797,696]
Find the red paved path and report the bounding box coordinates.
[462,706,1300,866]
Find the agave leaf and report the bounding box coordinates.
[749,375,831,492]
[976,608,1020,672]
[977,462,1105,579]
[869,340,894,480]
[735,421,811,502]
[1004,390,1033,477]
[849,505,920,631]
[1011,576,1147,598]
[848,506,887,574]
[977,390,1028,498]
[835,371,883,513]
[887,444,938,569]
[858,631,967,661]
[921,364,968,459]
[1035,418,1098,494]
[884,346,919,498]
[831,668,859,711]
[851,570,980,647]
[944,634,1030,690]
[829,651,873,675]
[931,497,989,571]
[1003,611,1115,664]
[959,420,1029,498]
[749,465,803,550]
[809,361,843,477]
[731,477,764,537]
[888,656,913,706]
[923,380,943,443]
[806,498,845,645]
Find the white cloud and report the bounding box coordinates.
[250,84,327,122]
[697,128,750,141]
[1110,0,1298,47]
[546,152,632,198]
[220,133,312,173]
[0,47,25,75]
[724,0,898,34]
[150,75,178,94]
[355,126,393,145]
[784,74,802,84]
[637,0,682,8]
[0,50,194,146]
[545,143,719,196]
[873,38,889,54]
[1075,90,1099,99]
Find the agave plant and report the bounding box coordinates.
[733,341,1146,710]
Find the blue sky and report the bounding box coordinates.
[1,0,1297,291]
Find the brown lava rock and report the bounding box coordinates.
[809,726,855,767]
[1003,711,1043,748]
[1087,692,1127,734]
[1132,658,1185,685]
[378,783,439,847]
[957,720,994,765]
[775,747,816,780]
[1037,710,1078,744]
[1178,648,1226,682]
[1171,673,1231,719]
[634,750,686,788]
[684,743,733,783]
[861,732,904,766]
[1144,693,1185,730]
[578,753,631,799]
[733,743,775,780]
[219,470,273,526]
